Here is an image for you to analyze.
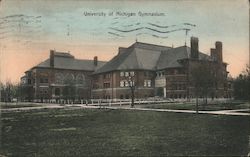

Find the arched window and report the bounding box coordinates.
[76,74,85,84]
[64,73,75,83]
[55,73,64,84]
[55,88,60,96]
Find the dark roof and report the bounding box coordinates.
[156,46,211,70]
[94,42,211,74]
[31,52,106,71]
[94,42,171,74]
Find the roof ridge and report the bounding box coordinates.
[94,48,132,74]
[132,49,140,69]
[135,41,171,48]
[155,51,167,69]
[116,48,134,69]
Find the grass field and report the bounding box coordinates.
[1,108,249,156]
[0,103,42,109]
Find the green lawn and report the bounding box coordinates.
[0,102,41,109]
[1,108,249,156]
[143,102,250,111]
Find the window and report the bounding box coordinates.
[103,82,111,88]
[55,88,60,96]
[103,73,111,79]
[44,78,48,83]
[76,74,85,84]
[129,71,135,76]
[144,80,151,87]
[120,81,124,87]
[120,72,124,77]
[40,78,48,83]
[125,72,129,77]
[130,81,135,86]
[147,80,151,87]
[93,84,99,89]
[120,80,134,87]
[28,79,31,84]
[125,81,129,87]
[120,95,124,99]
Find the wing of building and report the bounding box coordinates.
[21,37,233,102]
[20,51,106,102]
[92,37,232,100]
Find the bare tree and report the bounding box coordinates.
[233,64,250,100]
[0,81,21,103]
[125,72,136,108]
[191,63,216,113]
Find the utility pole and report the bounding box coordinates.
[184,29,190,46]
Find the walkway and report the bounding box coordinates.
[1,103,249,116]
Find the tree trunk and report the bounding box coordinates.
[196,96,199,114]
[131,88,134,108]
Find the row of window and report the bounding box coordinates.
[55,73,85,84]
[120,71,135,77]
[165,69,186,75]
[119,80,152,87]
[23,78,48,84]
[156,71,165,77]
[40,78,48,83]
[170,84,187,90]
[103,73,111,79]
[39,90,48,94]
[120,80,135,87]
[95,70,188,83]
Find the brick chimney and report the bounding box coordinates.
[50,50,55,67]
[190,37,199,59]
[210,48,217,60]
[215,41,223,62]
[94,56,98,66]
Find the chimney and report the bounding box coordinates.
[190,37,199,59]
[210,48,217,61]
[50,50,55,67]
[94,56,98,66]
[215,41,223,62]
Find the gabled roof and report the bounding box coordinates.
[29,52,106,72]
[94,42,171,74]
[156,46,211,70]
[94,42,211,74]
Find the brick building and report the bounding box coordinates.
[91,37,232,100]
[21,50,106,102]
[21,37,232,101]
